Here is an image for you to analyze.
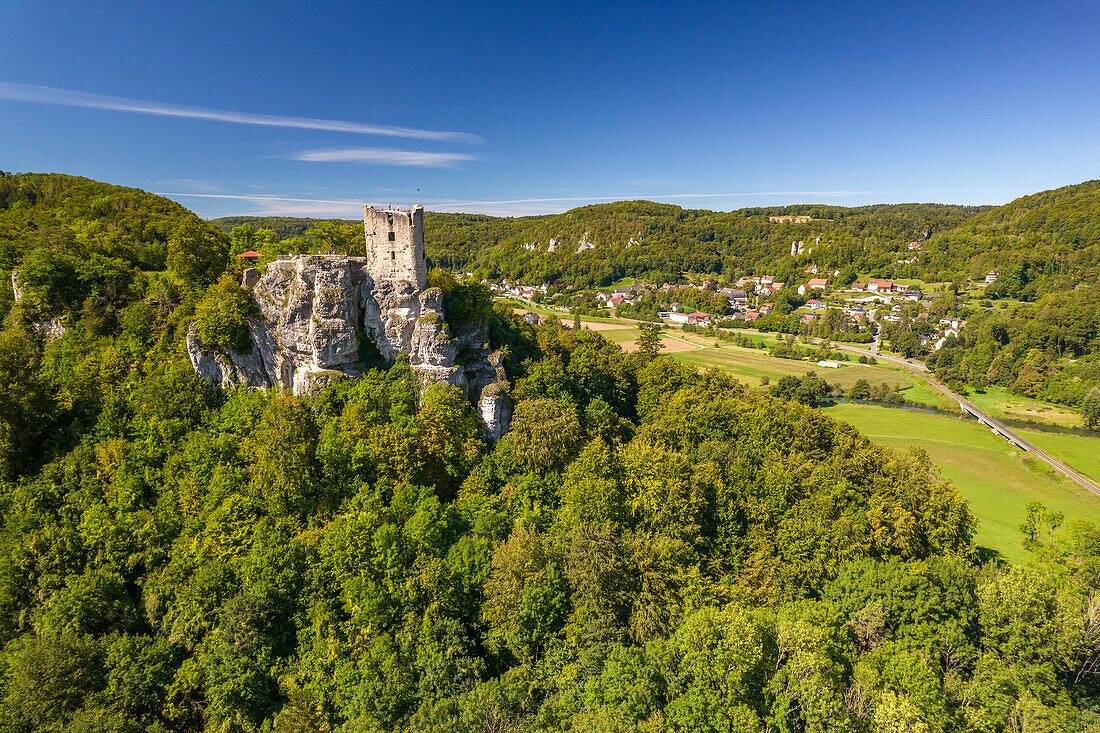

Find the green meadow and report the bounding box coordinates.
[1016,426,1100,486]
[669,336,956,409]
[964,386,1082,428]
[823,402,1100,563]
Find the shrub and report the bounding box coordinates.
[194,273,256,351]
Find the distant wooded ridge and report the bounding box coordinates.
[209,180,1100,300]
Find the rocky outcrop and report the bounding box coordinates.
[186,254,511,438]
[10,270,67,341]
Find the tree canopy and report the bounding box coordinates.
[2,172,1100,730]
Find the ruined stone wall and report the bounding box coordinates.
[364,205,426,291]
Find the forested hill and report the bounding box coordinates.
[4,172,1100,729]
[213,180,1100,294]
[0,172,223,273]
[214,199,989,289]
[210,215,330,240]
[925,180,1100,299]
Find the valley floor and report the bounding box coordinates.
[504,302,1100,563]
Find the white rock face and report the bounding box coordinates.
[9,269,67,341]
[187,254,511,439]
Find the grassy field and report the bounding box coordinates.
[1016,426,1100,486]
[965,386,1082,428]
[674,346,819,385]
[900,377,959,410]
[823,403,1100,563]
[505,303,1077,424]
[668,333,956,409]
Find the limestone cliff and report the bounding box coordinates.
[9,270,67,340]
[186,254,511,439]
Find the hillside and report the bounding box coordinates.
[0,172,228,329]
[969,179,1100,237]
[216,199,989,289]
[209,214,334,240]
[3,174,1100,729]
[921,180,1100,298]
[1,172,224,273]
[214,181,1100,295]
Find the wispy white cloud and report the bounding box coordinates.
[288,147,479,167]
[0,82,481,143]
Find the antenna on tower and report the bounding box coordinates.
[416,188,421,205]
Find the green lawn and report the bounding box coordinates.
[964,386,1082,428]
[595,327,650,344]
[729,331,773,347]
[670,338,953,408]
[1016,426,1100,486]
[823,403,1100,563]
[902,377,960,410]
[836,341,876,352]
[674,346,813,384]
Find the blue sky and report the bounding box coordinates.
[1,0,1098,218]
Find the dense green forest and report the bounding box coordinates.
[213,180,1100,296]
[217,200,989,290]
[209,216,330,242]
[927,283,1100,421]
[4,172,1100,730]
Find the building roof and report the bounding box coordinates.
[236,250,262,258]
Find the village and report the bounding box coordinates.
[482,261,1008,357]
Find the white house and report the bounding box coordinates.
[935,328,960,350]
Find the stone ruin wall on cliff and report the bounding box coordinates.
[364,205,427,291]
[186,203,512,440]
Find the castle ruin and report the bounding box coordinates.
[186,202,512,439]
[364,204,427,290]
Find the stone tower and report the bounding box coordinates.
[364,204,426,290]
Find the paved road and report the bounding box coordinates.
[828,342,1100,497]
